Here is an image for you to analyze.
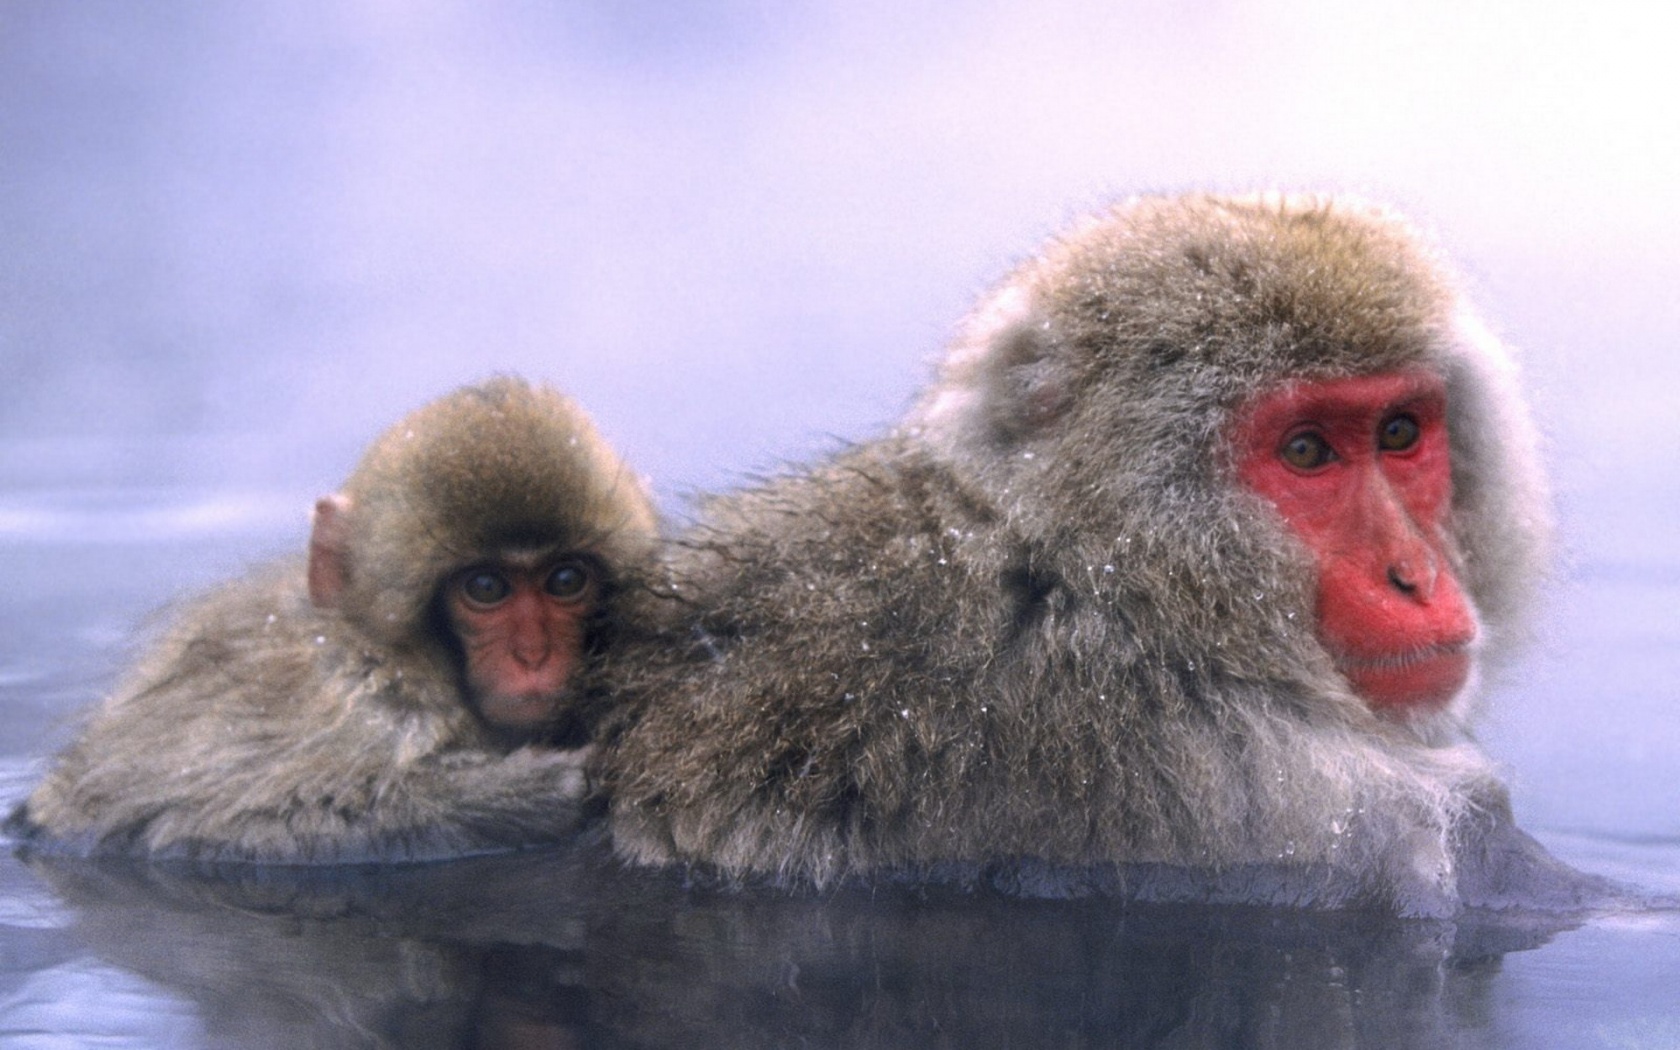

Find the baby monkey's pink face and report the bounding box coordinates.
[444,555,600,731]
[1231,370,1477,712]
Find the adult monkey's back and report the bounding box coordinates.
[601,193,1602,915]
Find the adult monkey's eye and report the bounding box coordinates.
[1280,431,1334,470]
[1378,413,1421,452]
[545,561,593,602]
[460,571,511,607]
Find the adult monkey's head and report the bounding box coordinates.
[916,193,1547,725]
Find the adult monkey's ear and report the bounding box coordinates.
[979,317,1076,443]
[929,284,1076,448]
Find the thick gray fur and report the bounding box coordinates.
[600,194,1575,915]
[12,377,657,863]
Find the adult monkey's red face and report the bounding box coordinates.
[1232,370,1478,712]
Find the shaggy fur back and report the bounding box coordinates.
[601,194,1555,914]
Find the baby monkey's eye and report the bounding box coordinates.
[545,561,593,602]
[460,571,512,607]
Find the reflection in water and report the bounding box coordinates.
[20,845,594,1050]
[17,836,1598,1050]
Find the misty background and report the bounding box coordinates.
[1,1,1676,854]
